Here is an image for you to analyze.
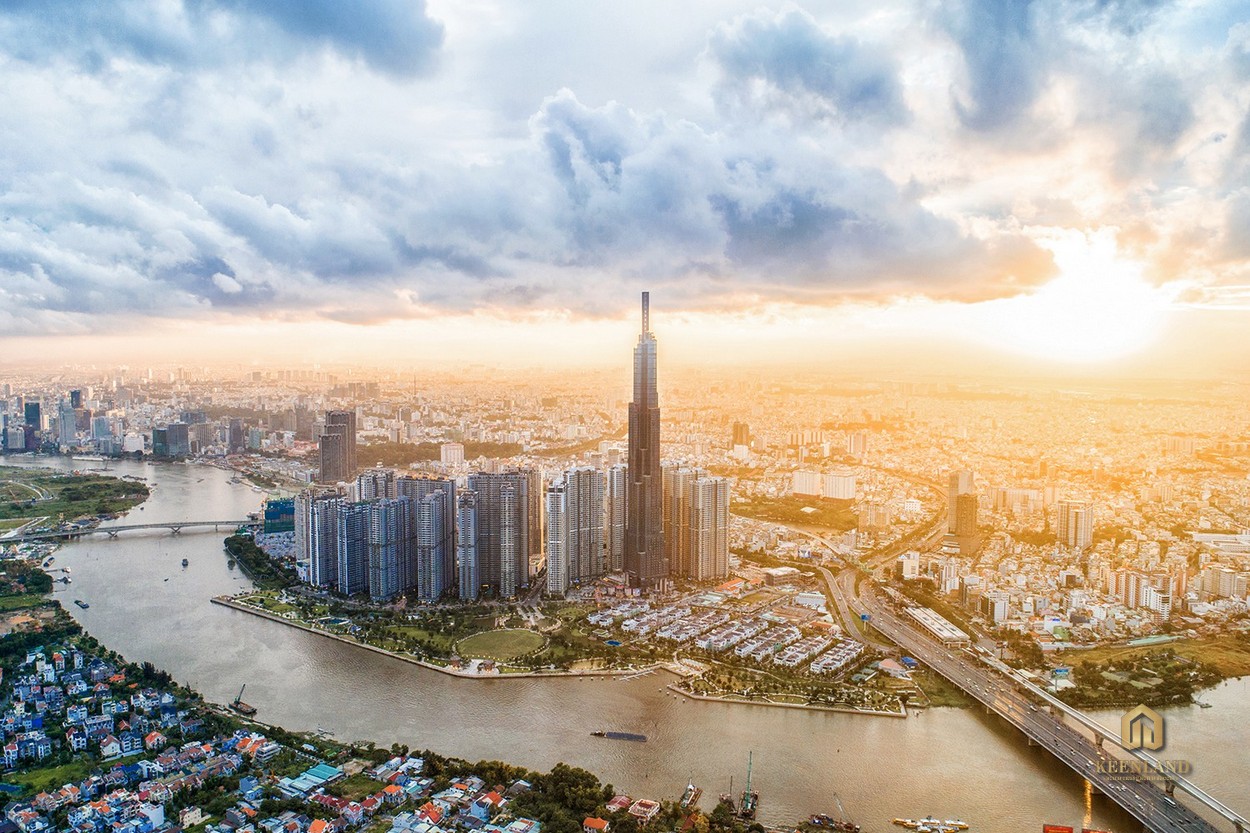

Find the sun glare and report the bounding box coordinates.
[968,232,1173,363]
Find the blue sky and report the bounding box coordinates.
[0,1,1247,366]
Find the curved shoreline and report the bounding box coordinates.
[211,596,646,680]
[666,682,909,718]
[213,596,908,718]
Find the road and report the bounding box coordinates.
[839,583,1232,832]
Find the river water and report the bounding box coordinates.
[9,457,1249,831]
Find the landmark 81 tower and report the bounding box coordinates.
[626,292,667,590]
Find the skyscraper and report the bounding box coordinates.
[457,491,481,601]
[335,501,371,596]
[664,466,730,582]
[546,467,605,595]
[626,292,666,590]
[318,430,347,483]
[467,471,530,598]
[367,498,412,601]
[605,463,628,573]
[414,491,448,603]
[327,410,357,472]
[398,475,457,600]
[947,469,975,533]
[1057,500,1094,550]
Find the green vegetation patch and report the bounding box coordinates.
[732,494,857,531]
[1056,635,1250,680]
[456,628,546,661]
[0,466,149,524]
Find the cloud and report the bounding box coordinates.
[939,0,1044,132]
[0,0,444,77]
[0,1,1247,336]
[707,7,908,126]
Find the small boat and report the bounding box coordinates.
[680,782,703,809]
[229,684,257,716]
[74,600,90,609]
[590,730,647,742]
[181,558,189,567]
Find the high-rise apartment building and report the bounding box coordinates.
[356,467,397,501]
[467,471,530,598]
[1057,500,1094,550]
[398,475,457,601]
[546,467,605,595]
[664,466,730,582]
[605,464,628,573]
[335,502,371,596]
[414,492,449,603]
[626,292,666,590]
[440,443,465,466]
[731,422,751,448]
[367,498,412,602]
[457,491,481,601]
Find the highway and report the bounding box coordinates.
[842,584,1237,832]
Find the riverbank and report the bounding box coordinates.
[667,682,909,718]
[212,595,647,681]
[215,596,912,719]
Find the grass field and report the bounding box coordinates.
[456,628,546,661]
[0,466,149,523]
[0,518,31,533]
[0,593,49,612]
[732,494,858,531]
[1055,634,1250,678]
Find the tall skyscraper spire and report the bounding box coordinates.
[626,291,667,590]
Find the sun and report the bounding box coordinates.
[968,231,1173,363]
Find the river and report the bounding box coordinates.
[9,456,1249,831]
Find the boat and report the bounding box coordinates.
[590,731,647,742]
[74,600,89,609]
[229,684,258,716]
[182,558,189,567]
[680,782,703,809]
[809,793,860,832]
[737,752,758,821]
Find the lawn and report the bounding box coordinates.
[456,629,546,661]
[0,518,31,533]
[325,772,387,801]
[1056,634,1250,679]
[0,593,49,612]
[732,494,858,531]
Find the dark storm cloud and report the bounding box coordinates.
[707,8,909,125]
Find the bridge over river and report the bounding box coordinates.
[847,586,1249,833]
[3,519,256,544]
